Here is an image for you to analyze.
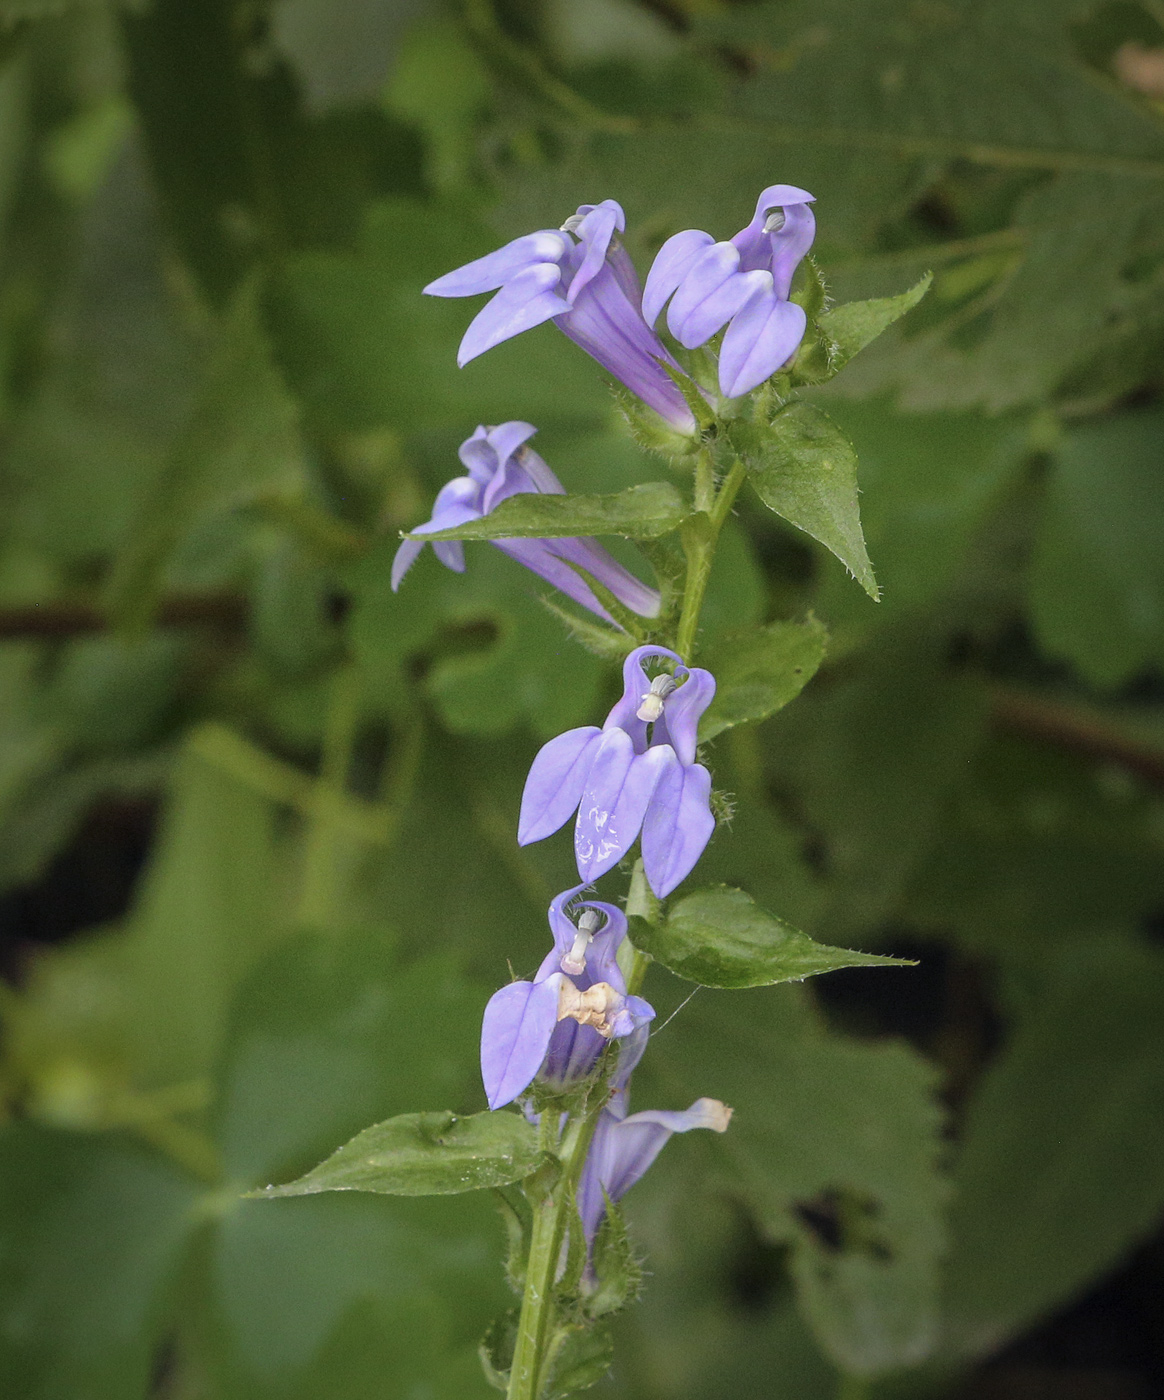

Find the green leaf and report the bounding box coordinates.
[770,638,987,942]
[698,616,828,742]
[906,732,1164,958]
[348,542,605,738]
[637,983,947,1374]
[250,1111,545,1199]
[812,401,1025,628]
[943,939,1164,1360]
[812,273,931,377]
[632,886,912,990]
[411,481,689,543]
[211,933,507,1392]
[735,402,878,599]
[216,932,485,1186]
[105,280,305,634]
[1029,410,1164,688]
[0,1127,198,1400]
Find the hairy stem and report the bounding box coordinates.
[507,1104,604,1400]
[675,458,747,660]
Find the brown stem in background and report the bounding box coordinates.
[988,685,1164,790]
[0,593,247,639]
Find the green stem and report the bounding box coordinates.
[674,458,747,660]
[507,1105,604,1400]
[692,446,716,515]
[623,857,659,997]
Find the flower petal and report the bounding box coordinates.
[603,644,685,740]
[458,264,572,366]
[718,292,808,398]
[610,1016,651,1090]
[559,271,698,433]
[459,421,538,482]
[409,501,482,536]
[673,268,770,350]
[666,241,740,345]
[580,904,630,989]
[519,727,602,844]
[424,230,568,297]
[653,665,716,766]
[565,201,623,301]
[492,538,614,623]
[480,975,565,1109]
[431,540,466,573]
[511,444,566,496]
[641,759,715,898]
[577,1096,731,1242]
[767,201,817,301]
[541,1017,607,1087]
[547,537,661,619]
[575,737,671,882]
[642,228,715,326]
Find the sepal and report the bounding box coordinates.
[541,1319,615,1399]
[584,1195,644,1319]
[493,1183,533,1295]
[659,360,717,432]
[539,595,634,661]
[478,1308,519,1392]
[611,384,704,465]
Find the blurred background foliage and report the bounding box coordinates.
[0,0,1163,1397]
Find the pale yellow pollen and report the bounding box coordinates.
[557,980,623,1037]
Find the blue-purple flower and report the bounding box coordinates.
[481,886,655,1111]
[423,201,698,434]
[642,184,816,398]
[577,1089,732,1250]
[518,645,716,898]
[392,421,660,625]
